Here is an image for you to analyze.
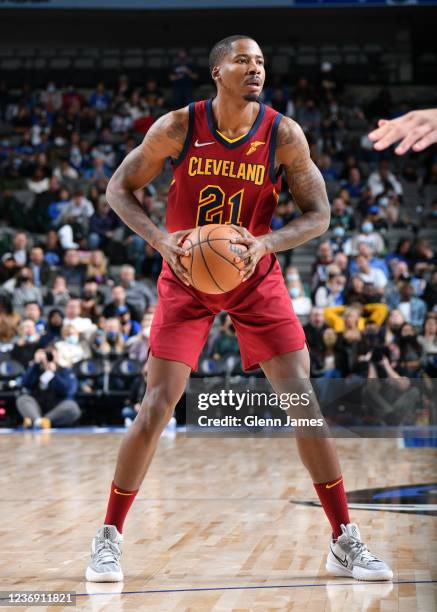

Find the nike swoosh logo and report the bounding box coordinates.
[330,545,349,567]
[194,139,215,147]
[114,488,135,496]
[326,477,343,489]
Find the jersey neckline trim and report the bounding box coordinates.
[205,98,265,149]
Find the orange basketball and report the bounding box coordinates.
[180,224,248,294]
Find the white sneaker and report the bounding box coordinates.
[85,525,124,582]
[326,523,393,581]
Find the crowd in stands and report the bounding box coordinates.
[0,54,436,428]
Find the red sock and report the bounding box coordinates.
[104,480,139,533]
[313,476,350,539]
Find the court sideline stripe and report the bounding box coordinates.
[72,579,437,598]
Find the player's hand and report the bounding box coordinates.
[368,109,437,154]
[229,225,268,282]
[157,229,193,286]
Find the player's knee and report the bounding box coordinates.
[135,387,177,433]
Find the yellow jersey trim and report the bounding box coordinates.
[216,130,249,144]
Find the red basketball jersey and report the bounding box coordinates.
[166,99,283,237]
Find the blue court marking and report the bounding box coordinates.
[72,579,436,598]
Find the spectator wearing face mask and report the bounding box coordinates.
[81,278,105,322]
[367,160,403,199]
[350,221,385,256]
[330,197,355,232]
[55,324,91,368]
[92,317,126,360]
[11,319,41,366]
[329,225,352,256]
[285,267,312,316]
[9,267,43,308]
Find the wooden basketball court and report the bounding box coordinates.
[1,432,436,610]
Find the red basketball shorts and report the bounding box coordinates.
[149,254,306,371]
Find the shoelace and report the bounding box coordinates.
[95,538,121,564]
[348,536,380,563]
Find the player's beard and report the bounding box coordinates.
[243,93,261,102]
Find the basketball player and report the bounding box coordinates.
[369,108,437,154]
[86,35,392,582]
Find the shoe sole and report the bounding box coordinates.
[85,566,124,582]
[326,561,393,581]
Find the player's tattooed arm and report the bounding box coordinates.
[262,117,330,254]
[106,107,188,248]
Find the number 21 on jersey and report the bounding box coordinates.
[195,185,244,226]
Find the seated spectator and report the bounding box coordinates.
[355,254,387,294]
[28,246,51,288]
[118,264,154,315]
[59,190,94,239]
[303,307,328,372]
[329,226,352,256]
[423,269,437,311]
[55,323,91,368]
[11,319,40,366]
[27,166,50,194]
[53,158,79,182]
[85,250,108,284]
[91,317,126,360]
[333,251,349,276]
[210,315,239,360]
[418,314,437,378]
[63,298,96,339]
[287,274,312,316]
[45,275,72,307]
[89,81,111,111]
[47,187,71,228]
[16,346,80,428]
[88,196,119,250]
[24,301,46,335]
[397,322,423,378]
[350,221,385,256]
[384,261,410,309]
[119,309,141,341]
[81,278,105,322]
[38,308,64,349]
[311,328,346,378]
[7,267,43,308]
[60,249,86,288]
[0,293,20,346]
[0,253,19,285]
[345,275,366,305]
[84,155,111,185]
[383,309,405,348]
[311,241,334,293]
[367,159,403,199]
[396,280,427,329]
[318,154,338,182]
[342,167,364,200]
[366,205,389,233]
[330,197,355,231]
[33,175,61,232]
[11,232,28,268]
[314,265,346,307]
[127,311,153,362]
[410,238,436,272]
[349,242,389,278]
[325,302,388,333]
[103,286,138,322]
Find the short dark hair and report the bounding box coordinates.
[209,34,254,72]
